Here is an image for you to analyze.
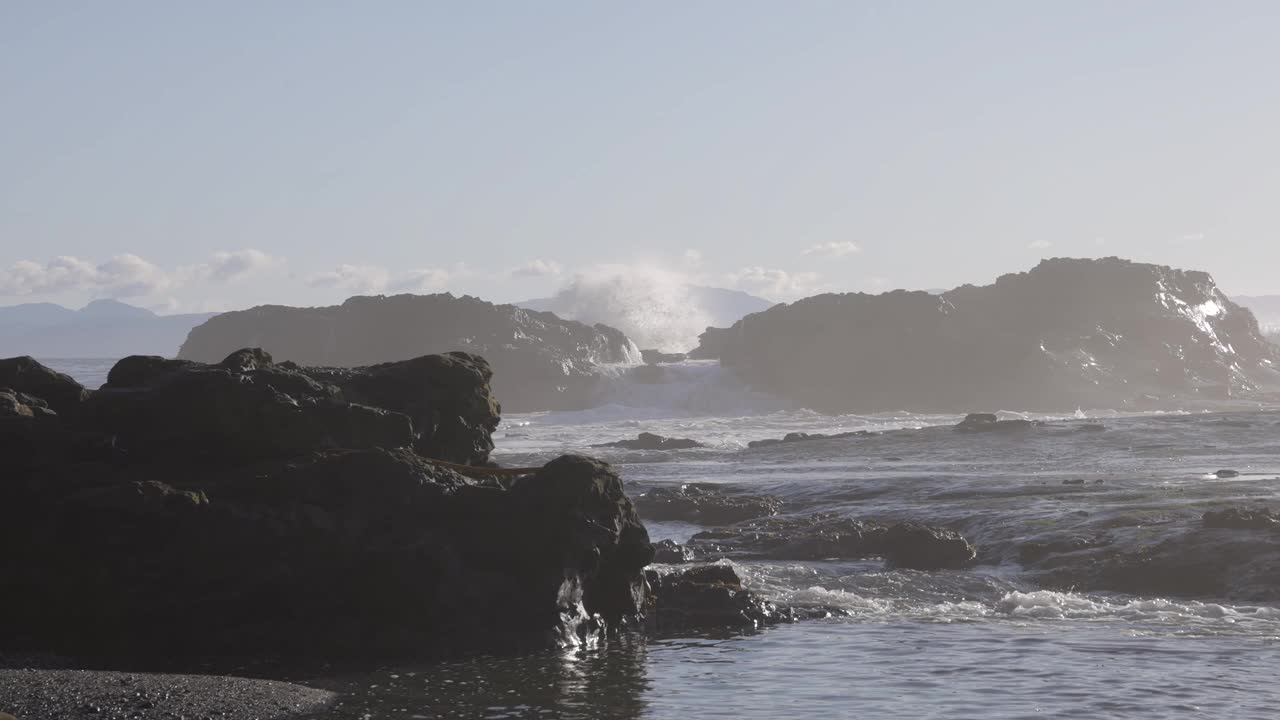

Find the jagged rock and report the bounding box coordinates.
[698,258,1280,412]
[645,565,818,630]
[641,349,688,365]
[686,514,976,570]
[747,430,872,448]
[0,356,90,415]
[633,483,781,525]
[176,293,641,412]
[1203,507,1280,530]
[0,387,56,419]
[652,539,693,564]
[594,433,704,451]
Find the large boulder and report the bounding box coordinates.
[176,293,641,412]
[0,356,90,416]
[0,356,653,657]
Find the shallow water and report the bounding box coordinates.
[47,359,1280,718]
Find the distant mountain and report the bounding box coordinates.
[519,285,774,352]
[695,258,1280,412]
[0,299,217,359]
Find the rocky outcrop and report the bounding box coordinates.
[633,483,781,525]
[0,356,91,416]
[0,353,653,658]
[641,350,688,365]
[593,433,704,451]
[747,430,873,449]
[177,293,641,412]
[697,258,1280,412]
[686,514,976,570]
[953,413,1039,433]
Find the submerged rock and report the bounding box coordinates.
[633,483,781,525]
[747,430,873,449]
[1203,507,1280,530]
[0,355,652,657]
[953,413,1038,433]
[686,514,976,570]
[594,433,704,451]
[1214,469,1241,478]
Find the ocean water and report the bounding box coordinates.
[45,359,1280,718]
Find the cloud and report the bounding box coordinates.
[802,241,861,258]
[393,267,454,292]
[0,254,173,298]
[309,263,465,295]
[1027,239,1052,250]
[509,259,563,279]
[202,249,282,282]
[726,266,824,301]
[306,264,391,294]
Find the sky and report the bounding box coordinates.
[2,1,1279,313]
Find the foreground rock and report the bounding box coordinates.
[594,432,704,451]
[0,352,653,658]
[696,258,1280,412]
[645,565,836,630]
[687,514,976,570]
[633,483,781,525]
[177,293,641,412]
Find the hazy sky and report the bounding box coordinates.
[3,1,1278,312]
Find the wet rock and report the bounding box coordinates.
[645,565,818,630]
[641,349,687,365]
[652,539,693,564]
[1017,536,1111,566]
[1214,469,1241,478]
[686,514,976,570]
[747,430,872,449]
[881,522,977,570]
[1062,478,1085,485]
[594,433,704,451]
[1203,507,1280,530]
[633,483,781,525]
[953,413,1038,433]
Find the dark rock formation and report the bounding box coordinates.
[652,539,694,564]
[695,258,1280,412]
[0,354,653,658]
[594,433,704,451]
[953,413,1039,433]
[633,483,781,525]
[645,565,828,630]
[176,293,641,412]
[641,349,688,365]
[687,514,976,570]
[747,430,873,449]
[1214,469,1241,478]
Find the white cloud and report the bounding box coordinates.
[726,266,824,301]
[306,264,391,294]
[393,267,454,292]
[202,249,282,282]
[509,259,563,279]
[1027,239,1052,250]
[802,241,861,258]
[0,254,173,298]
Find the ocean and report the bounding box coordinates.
[45,358,1280,719]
